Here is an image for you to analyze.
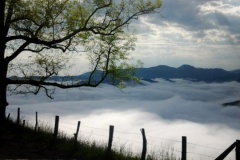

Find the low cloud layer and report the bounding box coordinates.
[6,79,240,159]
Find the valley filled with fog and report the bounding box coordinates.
[6,79,240,159]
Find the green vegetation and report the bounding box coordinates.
[1,0,162,122]
[0,119,178,159]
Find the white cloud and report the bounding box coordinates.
[6,79,240,159]
[127,0,240,70]
[199,1,240,17]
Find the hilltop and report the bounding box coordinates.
[136,64,240,83]
[44,64,240,83]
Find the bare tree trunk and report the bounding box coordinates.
[0,0,7,124]
[0,57,8,123]
[0,74,8,123]
[0,44,8,123]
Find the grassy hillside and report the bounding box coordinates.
[0,119,178,159]
[0,119,140,159]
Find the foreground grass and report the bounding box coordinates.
[0,119,178,159]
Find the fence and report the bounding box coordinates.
[8,108,240,160]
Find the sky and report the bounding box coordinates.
[70,0,240,74]
[130,0,240,71]
[15,0,240,75]
[7,79,240,159]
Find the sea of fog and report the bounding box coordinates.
[6,79,240,159]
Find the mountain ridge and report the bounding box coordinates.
[136,64,240,83]
[9,64,240,83]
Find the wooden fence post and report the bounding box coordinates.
[34,112,38,135]
[22,120,25,127]
[236,140,240,160]
[182,136,187,160]
[106,125,114,159]
[7,113,10,120]
[53,115,59,139]
[74,121,81,149]
[17,108,20,125]
[215,142,236,160]
[141,128,147,160]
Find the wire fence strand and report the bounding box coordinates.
[7,108,238,160]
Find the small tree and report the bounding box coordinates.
[0,0,161,122]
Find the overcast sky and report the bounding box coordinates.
[16,0,240,75]
[129,0,240,71]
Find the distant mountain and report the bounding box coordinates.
[231,69,240,74]
[136,64,240,83]
[9,65,240,83]
[49,64,240,83]
[223,100,240,107]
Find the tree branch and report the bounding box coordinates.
[8,79,99,89]
[4,0,15,37]
[84,0,112,28]
[5,0,150,47]
[5,41,29,63]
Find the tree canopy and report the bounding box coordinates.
[0,0,161,120]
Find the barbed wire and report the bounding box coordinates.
[148,143,181,153]
[187,151,215,159]
[7,108,237,159]
[79,130,109,139]
[187,142,225,151]
[60,121,77,126]
[113,137,142,144]
[148,135,182,143]
[76,133,216,160]
[60,125,76,131]
[81,125,109,131]
[114,130,141,136]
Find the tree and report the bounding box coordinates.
[0,0,161,122]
